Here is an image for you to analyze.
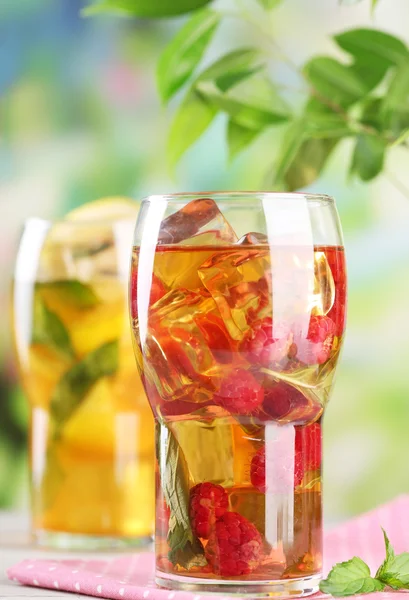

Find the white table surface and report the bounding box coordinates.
[0,512,141,600]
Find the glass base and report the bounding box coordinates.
[34,529,152,551]
[156,572,322,598]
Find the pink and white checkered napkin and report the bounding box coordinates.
[8,495,409,600]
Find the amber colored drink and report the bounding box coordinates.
[131,236,346,583]
[13,214,155,547]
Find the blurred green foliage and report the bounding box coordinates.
[1,0,409,528]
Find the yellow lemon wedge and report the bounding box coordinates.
[65,196,139,222]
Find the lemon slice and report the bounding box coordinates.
[65,196,139,222]
[38,197,139,281]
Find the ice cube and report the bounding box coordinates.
[158,198,238,246]
[229,487,266,535]
[198,247,271,341]
[170,417,234,486]
[313,251,335,316]
[140,289,228,406]
[237,232,268,245]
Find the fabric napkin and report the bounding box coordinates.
[8,495,409,599]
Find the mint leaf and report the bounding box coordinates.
[159,426,206,569]
[167,89,217,167]
[50,339,119,428]
[320,557,385,597]
[350,134,386,182]
[82,0,214,18]
[37,281,100,309]
[376,529,409,590]
[157,9,220,103]
[32,296,74,359]
[376,528,395,579]
[380,552,409,589]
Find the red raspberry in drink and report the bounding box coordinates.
[205,512,263,576]
[295,421,322,471]
[250,444,304,494]
[213,369,264,414]
[262,382,307,420]
[261,382,322,424]
[294,315,336,365]
[241,317,294,368]
[189,482,229,539]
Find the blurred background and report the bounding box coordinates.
[2,0,409,524]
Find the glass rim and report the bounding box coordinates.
[21,215,138,228]
[141,191,335,206]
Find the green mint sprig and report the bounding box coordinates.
[320,529,409,597]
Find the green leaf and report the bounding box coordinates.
[380,552,409,589]
[157,9,220,103]
[376,529,409,590]
[197,75,290,130]
[159,425,206,569]
[334,29,409,70]
[303,57,369,108]
[198,48,264,92]
[372,0,380,9]
[376,528,395,580]
[256,0,282,9]
[319,557,385,597]
[272,99,347,191]
[167,89,217,167]
[227,120,261,160]
[359,97,384,133]
[351,134,386,182]
[283,137,339,191]
[37,281,100,309]
[32,296,74,359]
[50,340,119,428]
[391,128,409,147]
[304,114,352,139]
[82,0,214,18]
[381,62,409,136]
[273,119,305,187]
[349,61,387,94]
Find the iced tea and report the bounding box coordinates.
[130,195,346,593]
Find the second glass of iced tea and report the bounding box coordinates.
[130,192,347,597]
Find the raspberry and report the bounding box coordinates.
[295,422,322,471]
[262,382,307,420]
[261,382,322,425]
[159,399,210,418]
[205,512,263,576]
[250,444,304,494]
[213,369,264,414]
[294,315,336,365]
[241,317,294,367]
[189,483,229,539]
[130,271,166,318]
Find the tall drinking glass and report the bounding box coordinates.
[130,192,347,597]
[13,212,155,548]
